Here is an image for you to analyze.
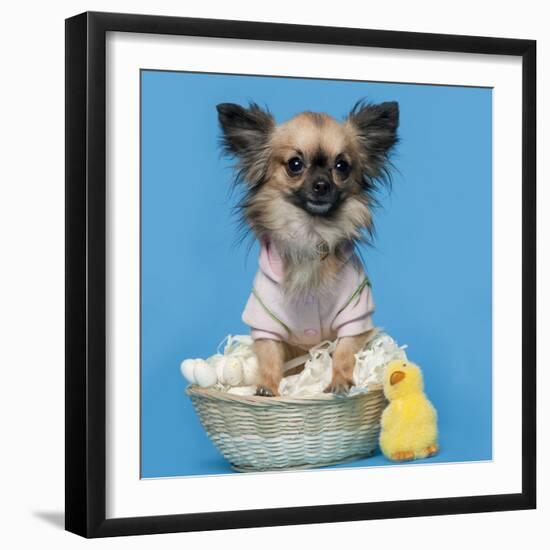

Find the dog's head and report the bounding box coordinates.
[216,101,399,246]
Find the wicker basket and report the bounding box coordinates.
[187,385,386,472]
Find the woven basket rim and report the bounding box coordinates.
[186,384,384,407]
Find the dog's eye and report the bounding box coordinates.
[287,157,304,174]
[335,159,350,176]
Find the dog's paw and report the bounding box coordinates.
[255,384,278,397]
[323,379,353,395]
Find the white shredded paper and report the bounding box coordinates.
[180,332,407,397]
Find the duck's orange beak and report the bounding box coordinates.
[390,371,406,385]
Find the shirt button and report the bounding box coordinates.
[304,329,318,337]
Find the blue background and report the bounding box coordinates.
[141,70,492,478]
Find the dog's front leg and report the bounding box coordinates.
[325,329,377,394]
[253,339,286,397]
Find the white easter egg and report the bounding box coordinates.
[194,360,218,388]
[207,354,226,382]
[180,359,197,384]
[242,355,260,386]
[222,356,243,386]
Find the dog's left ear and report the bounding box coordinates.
[216,102,275,186]
[348,101,399,179]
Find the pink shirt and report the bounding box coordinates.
[242,239,375,349]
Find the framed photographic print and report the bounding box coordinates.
[65,11,536,538]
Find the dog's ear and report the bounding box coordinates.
[348,101,399,179]
[216,102,275,186]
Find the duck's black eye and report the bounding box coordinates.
[287,157,304,175]
[335,159,350,176]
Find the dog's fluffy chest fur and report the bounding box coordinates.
[262,233,360,302]
[250,191,370,299]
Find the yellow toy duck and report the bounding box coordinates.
[380,359,439,461]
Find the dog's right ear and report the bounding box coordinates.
[216,102,274,185]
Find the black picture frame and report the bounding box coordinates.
[65,11,536,538]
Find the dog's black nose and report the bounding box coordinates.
[312,180,330,196]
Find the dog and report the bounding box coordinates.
[217,100,399,396]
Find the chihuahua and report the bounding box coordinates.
[217,100,399,396]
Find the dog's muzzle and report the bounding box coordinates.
[293,177,341,216]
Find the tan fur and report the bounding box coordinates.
[270,113,355,166]
[253,339,304,396]
[254,329,377,396]
[245,112,379,394]
[245,112,372,298]
[325,330,376,393]
[217,102,398,396]
[218,101,398,396]
[267,113,363,194]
